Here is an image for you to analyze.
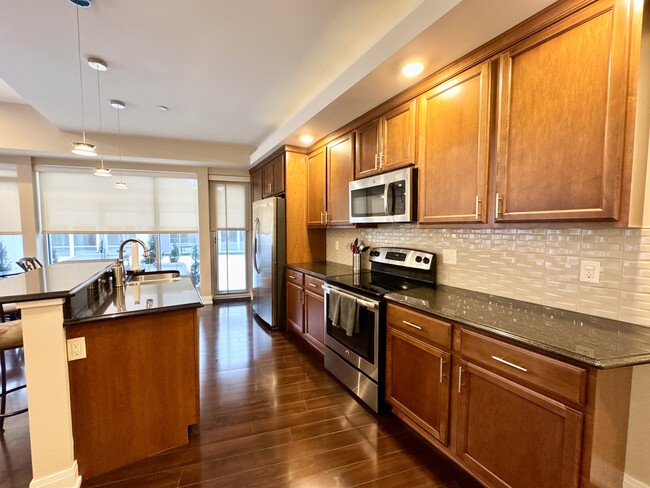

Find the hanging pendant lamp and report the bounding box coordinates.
[91,57,111,177]
[111,100,128,189]
[70,4,97,157]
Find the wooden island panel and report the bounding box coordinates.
[66,308,199,479]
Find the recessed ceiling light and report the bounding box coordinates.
[68,0,91,7]
[110,99,125,109]
[401,61,424,78]
[158,105,169,112]
[71,141,97,156]
[299,134,314,145]
[87,57,108,71]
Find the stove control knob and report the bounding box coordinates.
[415,256,422,263]
[423,257,430,265]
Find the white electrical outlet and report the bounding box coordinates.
[335,240,340,251]
[580,260,601,284]
[67,337,87,361]
[442,249,457,265]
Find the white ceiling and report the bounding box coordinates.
[0,0,557,166]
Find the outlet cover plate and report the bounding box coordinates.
[580,260,600,284]
[67,337,87,361]
[442,249,457,265]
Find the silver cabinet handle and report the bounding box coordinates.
[402,320,422,330]
[320,212,325,225]
[439,357,444,384]
[495,192,502,219]
[308,283,317,288]
[289,274,295,279]
[491,355,527,372]
[379,151,384,169]
[475,195,481,220]
[324,211,328,224]
[374,154,379,170]
[458,366,463,393]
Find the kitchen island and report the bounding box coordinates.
[0,262,203,487]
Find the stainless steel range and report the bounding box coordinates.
[323,247,436,412]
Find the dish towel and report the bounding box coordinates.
[338,292,358,337]
[328,289,342,326]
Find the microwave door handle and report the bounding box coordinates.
[383,184,389,216]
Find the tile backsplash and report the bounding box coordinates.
[326,226,650,327]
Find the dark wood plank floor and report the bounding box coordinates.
[2,302,483,488]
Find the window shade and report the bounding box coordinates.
[210,181,247,230]
[0,163,22,234]
[39,170,198,233]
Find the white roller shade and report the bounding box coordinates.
[0,163,22,234]
[39,170,198,233]
[210,181,247,230]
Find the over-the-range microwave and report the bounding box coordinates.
[349,167,416,224]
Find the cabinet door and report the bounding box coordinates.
[386,326,450,445]
[306,147,327,227]
[262,162,274,198]
[326,132,354,226]
[286,281,303,334]
[418,62,491,224]
[304,290,325,353]
[355,119,380,178]
[457,361,582,488]
[380,99,416,171]
[272,154,285,195]
[494,2,630,222]
[251,169,263,203]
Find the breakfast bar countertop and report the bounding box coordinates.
[385,285,650,369]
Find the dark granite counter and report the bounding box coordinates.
[385,285,650,369]
[0,261,113,304]
[65,276,203,325]
[287,261,355,279]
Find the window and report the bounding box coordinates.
[0,235,23,276]
[0,163,23,275]
[210,181,248,294]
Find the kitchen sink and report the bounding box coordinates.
[127,270,181,284]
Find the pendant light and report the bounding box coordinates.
[111,100,128,189]
[71,4,97,157]
[91,57,111,177]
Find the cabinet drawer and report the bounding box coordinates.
[387,303,452,350]
[461,329,587,405]
[304,275,324,296]
[286,269,304,286]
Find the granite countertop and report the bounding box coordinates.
[0,261,113,304]
[385,285,650,369]
[65,276,203,325]
[287,261,355,279]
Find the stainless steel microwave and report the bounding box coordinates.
[349,167,415,223]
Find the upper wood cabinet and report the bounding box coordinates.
[262,154,285,198]
[354,100,417,179]
[307,133,354,227]
[494,0,632,222]
[251,169,263,203]
[418,62,492,224]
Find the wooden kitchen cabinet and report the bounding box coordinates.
[304,275,325,353]
[354,100,416,179]
[251,169,263,203]
[418,62,491,224]
[262,154,285,198]
[386,325,451,445]
[307,133,354,227]
[456,361,583,488]
[494,0,633,222]
[286,270,304,334]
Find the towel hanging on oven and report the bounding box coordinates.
[328,289,359,336]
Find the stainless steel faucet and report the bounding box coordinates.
[113,238,151,287]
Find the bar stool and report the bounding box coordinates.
[0,320,27,432]
[16,257,42,272]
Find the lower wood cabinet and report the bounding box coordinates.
[286,268,325,354]
[457,361,582,488]
[385,302,632,488]
[386,326,450,445]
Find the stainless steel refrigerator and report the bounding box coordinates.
[252,197,286,329]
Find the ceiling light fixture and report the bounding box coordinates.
[401,61,424,78]
[158,105,169,112]
[87,57,108,71]
[92,57,111,177]
[299,134,314,145]
[111,99,128,190]
[70,4,97,157]
[68,0,91,7]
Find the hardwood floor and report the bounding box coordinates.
[2,302,482,488]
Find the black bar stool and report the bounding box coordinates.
[15,257,43,272]
[0,321,27,432]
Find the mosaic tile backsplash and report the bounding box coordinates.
[326,226,650,327]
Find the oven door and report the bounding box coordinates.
[323,284,380,381]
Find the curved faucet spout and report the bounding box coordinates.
[118,238,151,262]
[114,238,151,287]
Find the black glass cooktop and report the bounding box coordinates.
[324,271,432,299]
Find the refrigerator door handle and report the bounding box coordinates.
[253,217,261,274]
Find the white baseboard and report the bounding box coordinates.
[200,295,213,304]
[625,474,650,488]
[30,461,82,488]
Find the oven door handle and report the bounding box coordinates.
[322,285,378,310]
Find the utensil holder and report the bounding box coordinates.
[352,253,361,273]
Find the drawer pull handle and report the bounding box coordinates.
[289,275,295,279]
[491,355,527,372]
[458,366,463,393]
[308,283,317,288]
[439,358,444,384]
[402,320,422,330]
